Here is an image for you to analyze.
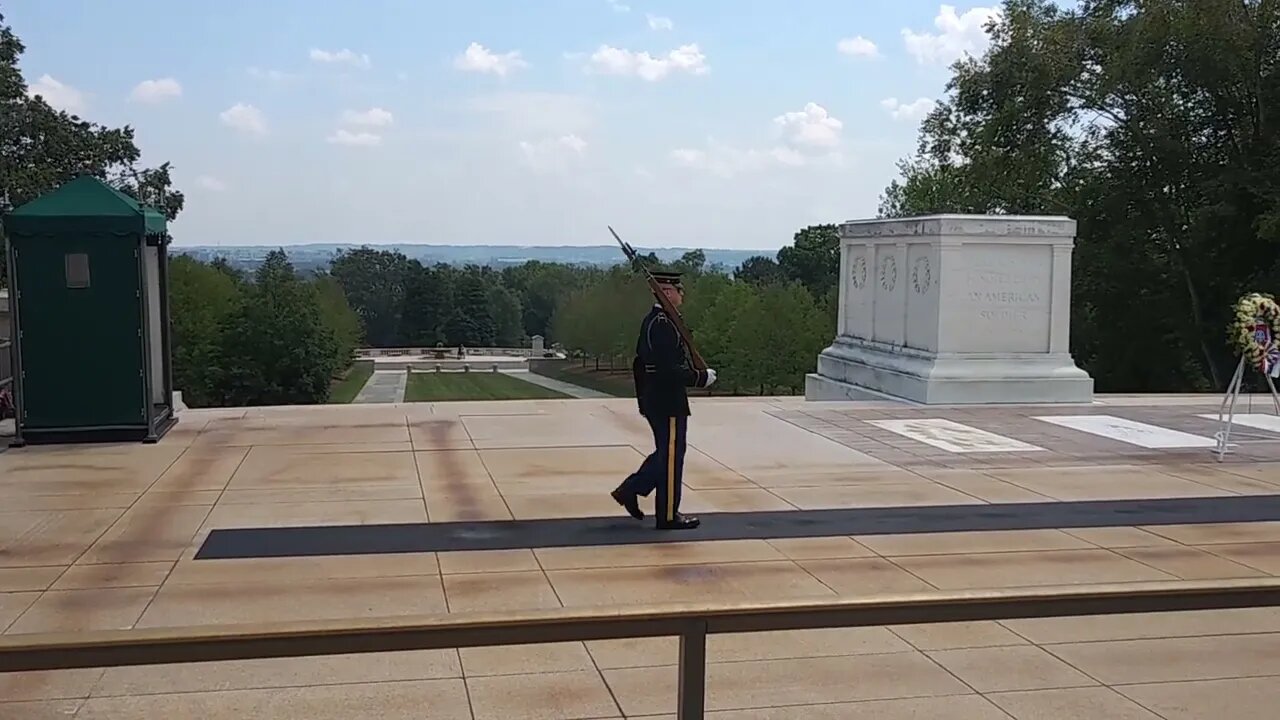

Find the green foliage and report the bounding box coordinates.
[735,255,785,286]
[398,261,450,346]
[210,251,341,406]
[776,225,840,299]
[550,259,833,395]
[878,0,1280,392]
[501,260,596,340]
[312,272,363,370]
[691,281,759,392]
[329,246,413,347]
[487,283,524,346]
[168,256,242,407]
[446,269,496,345]
[209,256,243,282]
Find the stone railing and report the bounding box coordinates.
[356,346,560,359]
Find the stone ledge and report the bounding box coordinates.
[839,214,1078,240]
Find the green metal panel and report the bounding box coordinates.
[16,237,146,429]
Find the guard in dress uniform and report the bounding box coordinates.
[611,270,717,530]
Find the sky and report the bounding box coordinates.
[7,0,1010,250]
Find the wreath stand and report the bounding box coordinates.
[1212,356,1280,462]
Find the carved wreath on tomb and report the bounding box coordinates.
[879,255,897,291]
[850,256,867,289]
[911,256,932,294]
[1228,292,1280,375]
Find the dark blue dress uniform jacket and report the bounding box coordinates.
[631,305,710,418]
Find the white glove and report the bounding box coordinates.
[704,368,717,387]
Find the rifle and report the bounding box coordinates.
[609,225,708,372]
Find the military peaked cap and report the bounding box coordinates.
[651,270,684,286]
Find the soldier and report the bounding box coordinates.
[611,270,716,530]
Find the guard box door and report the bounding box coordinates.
[16,241,147,429]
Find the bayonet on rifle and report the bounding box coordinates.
[608,225,708,371]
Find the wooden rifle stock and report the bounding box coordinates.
[608,226,708,372]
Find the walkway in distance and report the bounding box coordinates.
[2,395,1280,718]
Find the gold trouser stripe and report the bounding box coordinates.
[666,417,676,522]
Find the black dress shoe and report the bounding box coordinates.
[655,513,700,530]
[611,485,644,520]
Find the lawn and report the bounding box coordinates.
[328,360,374,403]
[528,359,632,397]
[404,371,570,402]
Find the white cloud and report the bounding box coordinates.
[26,74,86,113]
[607,0,631,12]
[195,175,227,192]
[774,102,843,148]
[672,103,845,179]
[341,108,394,127]
[903,4,1002,65]
[837,36,880,58]
[881,97,938,121]
[248,67,294,82]
[329,108,392,146]
[219,103,267,136]
[129,78,182,103]
[669,142,807,179]
[309,48,371,69]
[454,42,529,77]
[647,14,674,30]
[585,43,708,81]
[327,129,382,147]
[518,134,588,172]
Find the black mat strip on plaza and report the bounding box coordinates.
[194,494,1280,560]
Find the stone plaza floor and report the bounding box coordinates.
[2,395,1280,718]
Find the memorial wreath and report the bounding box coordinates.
[1228,292,1280,374]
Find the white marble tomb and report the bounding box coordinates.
[805,214,1095,404]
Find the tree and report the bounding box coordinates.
[209,256,244,283]
[168,256,242,407]
[398,261,450,346]
[329,247,413,347]
[672,249,706,275]
[760,283,830,393]
[776,224,840,299]
[735,255,785,286]
[501,261,594,340]
[691,280,758,394]
[549,268,649,368]
[214,251,339,406]
[488,284,525,347]
[312,273,363,371]
[444,269,496,346]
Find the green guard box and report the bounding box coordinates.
[2,176,178,446]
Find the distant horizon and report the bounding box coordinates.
[172,241,785,253]
[170,242,776,272]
